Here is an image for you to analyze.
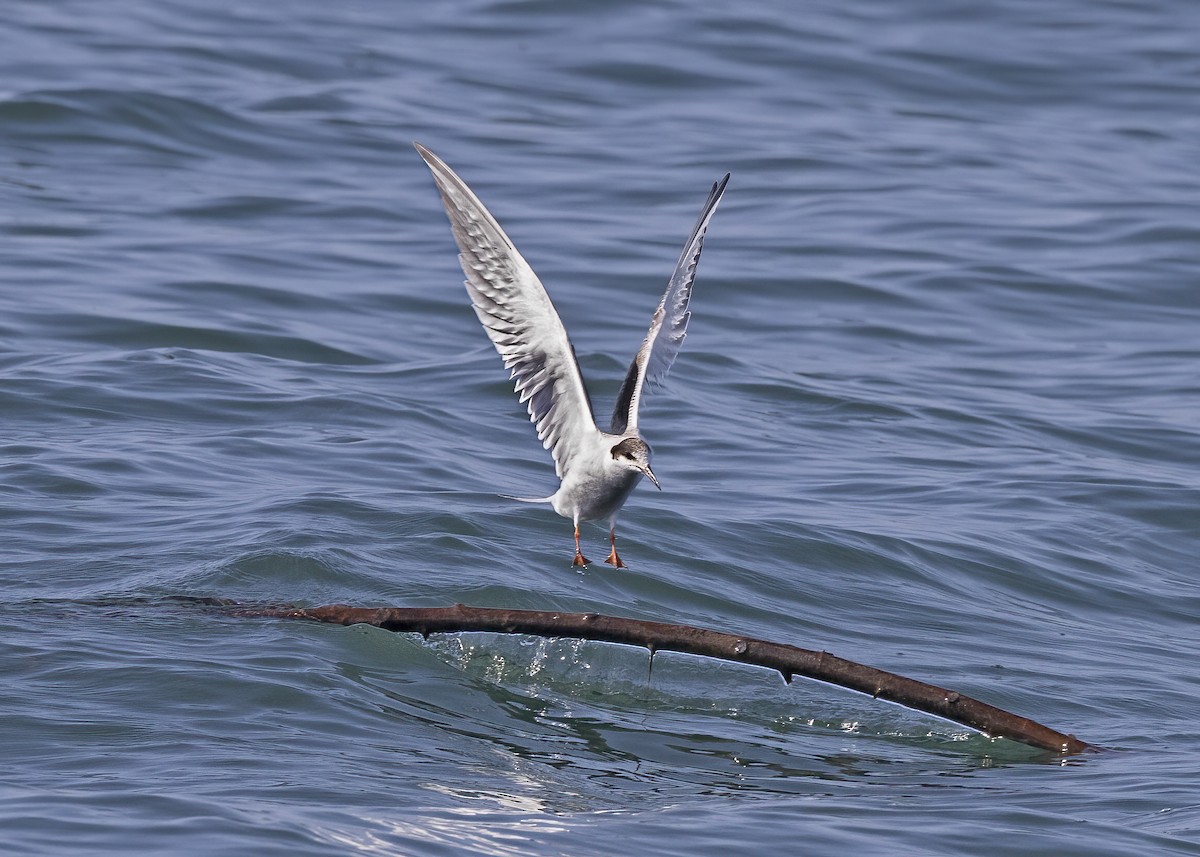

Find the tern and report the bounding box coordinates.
[415,142,728,568]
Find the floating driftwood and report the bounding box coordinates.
[234,601,1091,755]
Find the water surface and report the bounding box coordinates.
[2,1,1199,854]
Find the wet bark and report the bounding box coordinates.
[234,601,1091,755]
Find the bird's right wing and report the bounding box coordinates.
[415,143,599,479]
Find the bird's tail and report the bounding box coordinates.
[501,493,555,504]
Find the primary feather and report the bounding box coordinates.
[610,174,729,435]
[414,142,600,481]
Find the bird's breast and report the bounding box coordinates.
[551,462,643,524]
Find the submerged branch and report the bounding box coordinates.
[236,601,1091,755]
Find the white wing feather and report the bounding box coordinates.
[415,143,600,479]
[611,173,729,435]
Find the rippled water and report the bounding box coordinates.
[3,1,1199,854]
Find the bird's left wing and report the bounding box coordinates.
[611,173,729,435]
[415,143,600,479]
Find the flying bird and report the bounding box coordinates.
[415,142,728,568]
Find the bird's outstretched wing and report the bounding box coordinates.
[415,142,599,479]
[610,173,729,435]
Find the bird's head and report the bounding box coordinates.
[610,437,660,490]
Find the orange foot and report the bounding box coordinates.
[572,525,589,567]
[604,532,627,568]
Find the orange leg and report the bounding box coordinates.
[604,528,627,568]
[572,524,590,567]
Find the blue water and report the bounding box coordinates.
[3,0,1199,854]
